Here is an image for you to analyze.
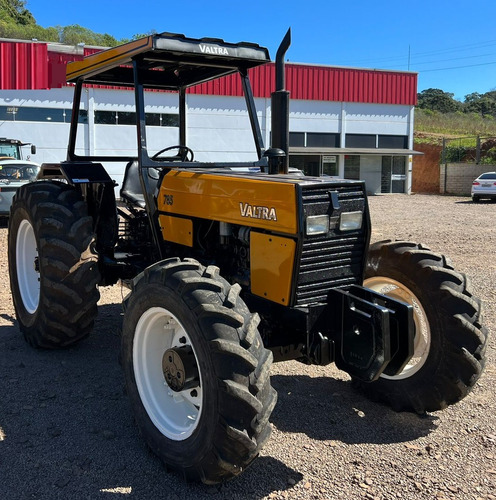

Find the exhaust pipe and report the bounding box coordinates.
[269,28,291,174]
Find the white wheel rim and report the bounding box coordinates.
[133,307,203,440]
[363,276,431,380]
[16,219,40,314]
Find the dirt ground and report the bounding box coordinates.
[0,194,495,500]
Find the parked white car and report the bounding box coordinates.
[471,172,496,202]
[0,159,40,216]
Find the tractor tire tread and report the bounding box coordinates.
[8,181,100,349]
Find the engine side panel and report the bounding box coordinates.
[250,232,296,305]
[159,214,193,247]
[157,170,298,234]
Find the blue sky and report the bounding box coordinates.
[27,0,496,101]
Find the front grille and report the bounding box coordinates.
[294,182,367,306]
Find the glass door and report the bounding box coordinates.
[381,156,406,193]
[391,156,406,193]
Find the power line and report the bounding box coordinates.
[413,52,493,67]
[419,60,496,73]
[380,52,495,70]
[412,40,496,57]
[334,39,496,68]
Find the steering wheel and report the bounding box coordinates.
[152,145,194,162]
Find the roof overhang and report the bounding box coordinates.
[290,147,423,156]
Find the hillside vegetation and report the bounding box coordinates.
[415,88,496,140]
[0,0,129,46]
[415,90,496,165]
[415,109,496,139]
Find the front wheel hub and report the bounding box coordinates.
[162,346,199,392]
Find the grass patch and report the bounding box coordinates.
[415,109,496,136]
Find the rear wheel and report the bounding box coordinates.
[121,258,276,484]
[8,181,100,348]
[355,240,487,413]
[472,195,480,202]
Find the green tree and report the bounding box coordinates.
[132,30,157,41]
[0,0,126,46]
[417,88,461,113]
[464,91,496,117]
[484,90,496,102]
[0,0,34,25]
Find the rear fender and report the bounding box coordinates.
[38,162,118,259]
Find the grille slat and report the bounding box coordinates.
[295,182,367,306]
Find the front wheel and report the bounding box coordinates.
[121,258,276,483]
[354,240,487,413]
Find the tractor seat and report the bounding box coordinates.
[120,161,148,208]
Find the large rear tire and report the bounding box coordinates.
[121,258,277,484]
[355,240,487,413]
[8,181,100,348]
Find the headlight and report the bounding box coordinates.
[339,211,363,231]
[306,215,329,235]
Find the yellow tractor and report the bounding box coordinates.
[8,31,487,483]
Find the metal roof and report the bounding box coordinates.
[190,64,418,105]
[0,38,417,105]
[65,32,271,89]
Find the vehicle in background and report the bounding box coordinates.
[0,138,36,161]
[0,159,40,216]
[471,172,496,202]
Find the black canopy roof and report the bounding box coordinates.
[66,32,271,89]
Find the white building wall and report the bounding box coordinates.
[186,94,260,162]
[343,102,410,136]
[286,100,341,133]
[0,87,414,193]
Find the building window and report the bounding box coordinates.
[346,134,376,148]
[0,105,178,126]
[378,135,408,149]
[94,111,178,126]
[289,132,305,147]
[66,109,89,124]
[146,113,161,126]
[160,114,179,127]
[344,155,360,179]
[117,111,135,125]
[288,132,340,148]
[307,132,340,148]
[95,110,116,124]
[0,105,86,123]
[322,155,338,176]
[17,107,65,122]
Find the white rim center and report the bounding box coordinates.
[133,307,202,440]
[16,219,40,314]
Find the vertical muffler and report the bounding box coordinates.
[269,28,291,174]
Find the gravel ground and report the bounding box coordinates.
[0,194,495,500]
